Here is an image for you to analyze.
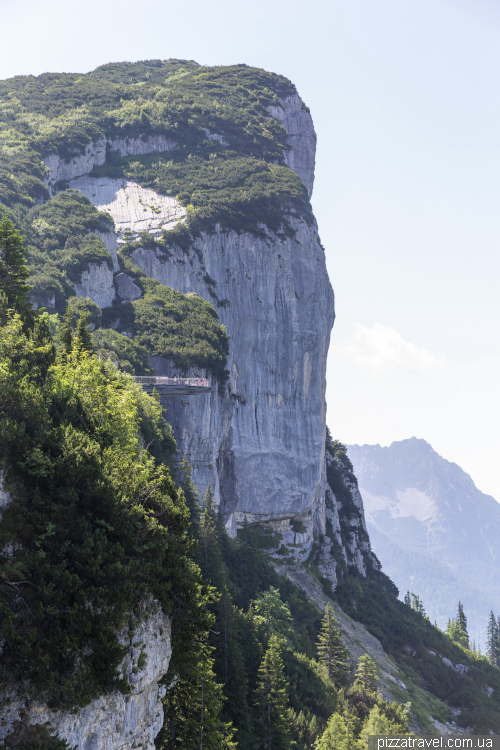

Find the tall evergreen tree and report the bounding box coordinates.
[352,654,378,704]
[317,603,350,686]
[254,635,290,750]
[410,593,427,618]
[457,602,469,648]
[486,612,499,667]
[160,635,236,750]
[199,484,222,584]
[176,456,201,535]
[0,215,33,324]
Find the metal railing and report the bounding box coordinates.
[134,376,210,388]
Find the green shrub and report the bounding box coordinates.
[92,327,153,375]
[102,278,229,382]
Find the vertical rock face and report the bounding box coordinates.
[0,607,172,750]
[61,89,373,575]
[43,135,177,192]
[74,261,116,309]
[267,94,317,198]
[133,216,335,538]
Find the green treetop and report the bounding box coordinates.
[352,654,378,703]
[252,586,293,643]
[486,611,499,667]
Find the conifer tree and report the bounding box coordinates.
[352,654,378,703]
[316,711,349,750]
[486,612,498,667]
[177,456,201,535]
[404,591,411,607]
[0,214,33,324]
[410,593,427,618]
[76,312,94,353]
[161,635,236,750]
[254,634,290,750]
[199,484,222,583]
[252,587,292,643]
[317,602,350,686]
[457,602,469,648]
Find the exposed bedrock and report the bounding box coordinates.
[0,605,172,750]
[43,134,178,191]
[134,217,335,535]
[268,94,317,198]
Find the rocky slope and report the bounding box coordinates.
[347,437,500,645]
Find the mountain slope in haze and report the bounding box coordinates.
[347,437,500,646]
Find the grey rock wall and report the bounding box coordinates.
[133,217,335,541]
[0,606,171,750]
[74,261,116,309]
[268,94,317,197]
[43,135,177,192]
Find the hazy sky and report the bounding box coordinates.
[2,0,499,498]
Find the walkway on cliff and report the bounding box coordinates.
[134,376,212,395]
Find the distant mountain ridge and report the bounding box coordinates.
[347,437,500,646]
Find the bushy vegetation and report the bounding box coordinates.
[7,190,114,311]
[1,60,312,307]
[92,327,153,375]
[161,479,411,750]
[102,278,229,381]
[0,219,215,710]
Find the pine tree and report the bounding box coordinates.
[317,602,350,686]
[410,593,427,618]
[254,634,290,750]
[457,602,469,648]
[199,484,221,583]
[161,636,236,750]
[0,214,33,323]
[352,654,378,704]
[486,611,498,667]
[404,591,411,607]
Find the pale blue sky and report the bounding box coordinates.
[2,0,499,498]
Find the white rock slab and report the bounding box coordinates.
[69,177,186,240]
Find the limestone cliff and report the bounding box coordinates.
[60,88,376,583]
[0,606,171,750]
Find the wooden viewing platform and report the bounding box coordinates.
[134,376,212,396]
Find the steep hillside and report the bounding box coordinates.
[347,438,500,646]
